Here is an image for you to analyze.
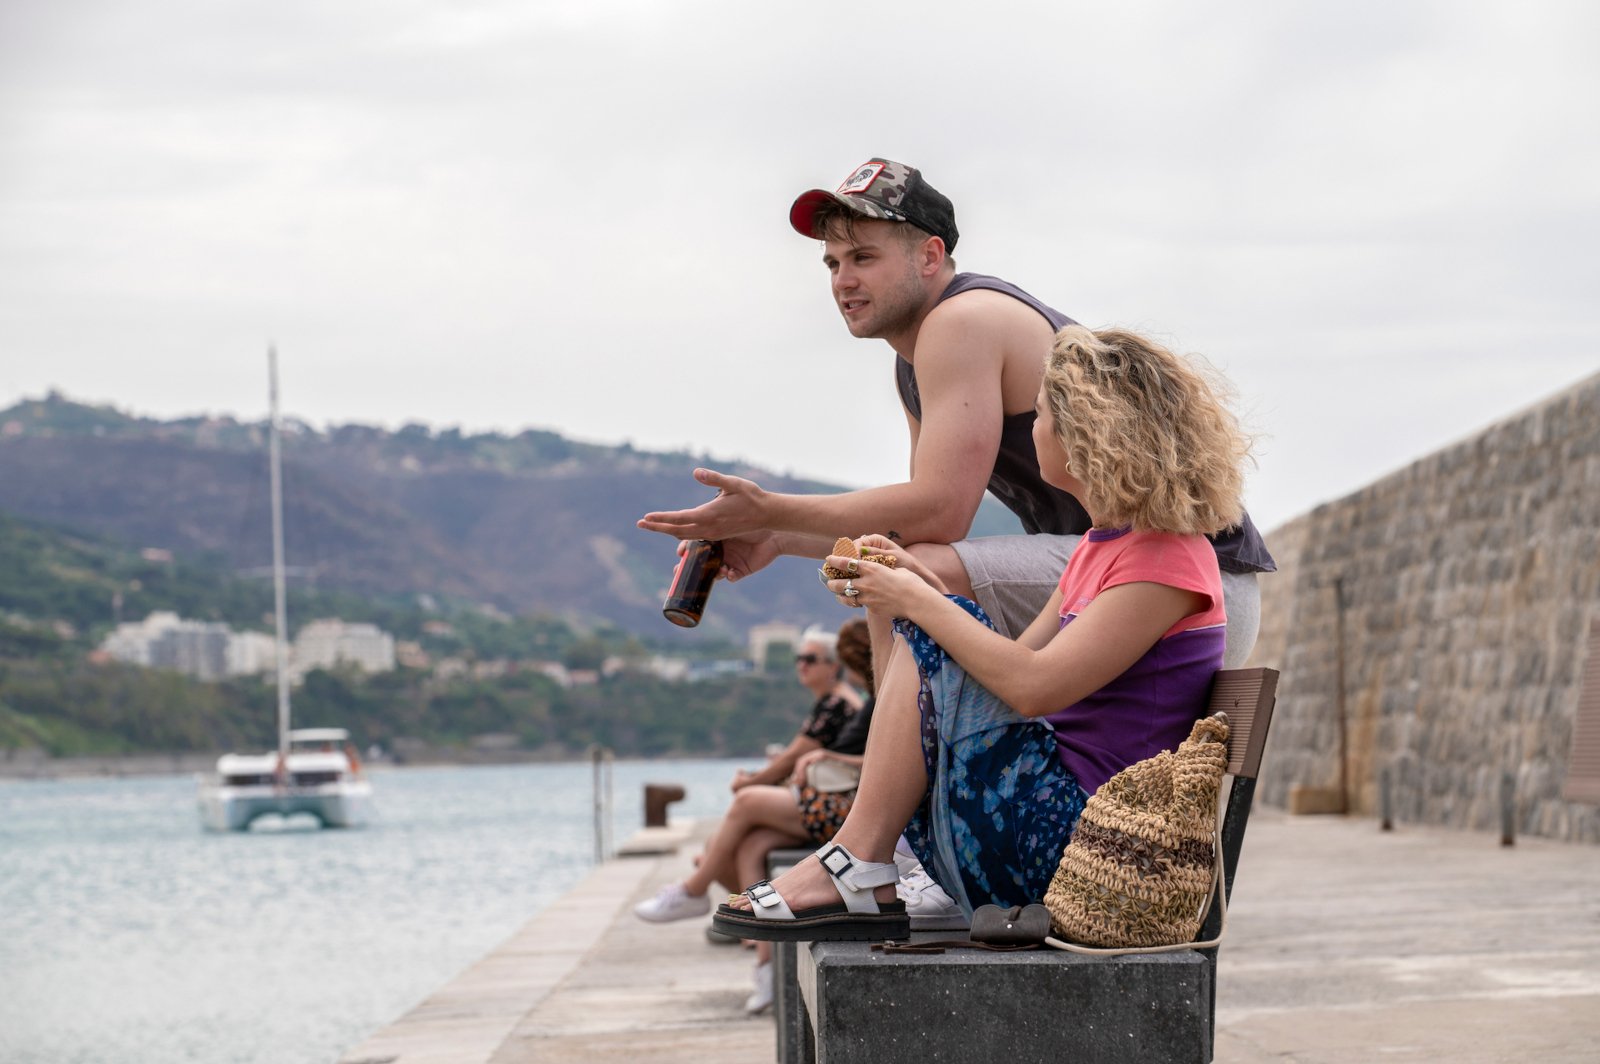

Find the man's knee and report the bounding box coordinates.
[1220,572,1260,669]
[906,541,972,598]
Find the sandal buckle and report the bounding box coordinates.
[748,881,780,909]
[818,844,854,879]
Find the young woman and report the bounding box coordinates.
[713,325,1252,941]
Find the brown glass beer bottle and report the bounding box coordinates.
[662,539,724,627]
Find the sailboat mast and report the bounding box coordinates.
[268,347,292,761]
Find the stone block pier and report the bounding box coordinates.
[340,810,1600,1063]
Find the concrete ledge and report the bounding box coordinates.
[766,847,813,876]
[615,821,694,856]
[1287,786,1348,815]
[797,936,1212,1064]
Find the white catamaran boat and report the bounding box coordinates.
[201,727,371,831]
[197,349,372,831]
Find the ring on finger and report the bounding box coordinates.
[843,580,859,598]
[846,559,859,575]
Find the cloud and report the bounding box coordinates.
[1,0,1597,534]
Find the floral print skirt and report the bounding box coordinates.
[796,785,854,843]
[895,597,1088,915]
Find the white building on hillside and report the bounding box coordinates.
[101,611,183,667]
[748,622,801,672]
[151,621,231,681]
[226,630,279,676]
[101,612,392,683]
[648,656,690,682]
[101,612,233,681]
[293,619,396,677]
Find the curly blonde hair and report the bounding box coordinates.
[1041,326,1251,535]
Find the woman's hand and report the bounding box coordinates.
[790,748,829,786]
[824,540,941,620]
[852,535,945,588]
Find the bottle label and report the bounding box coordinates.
[668,549,689,592]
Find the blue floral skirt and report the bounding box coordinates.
[896,598,1088,915]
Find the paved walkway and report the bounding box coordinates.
[1216,811,1600,1062]
[340,820,772,1064]
[342,810,1600,1064]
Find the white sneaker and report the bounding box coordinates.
[633,882,710,923]
[897,863,969,931]
[744,960,774,1014]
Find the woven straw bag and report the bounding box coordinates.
[1043,713,1230,954]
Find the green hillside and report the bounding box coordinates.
[0,512,814,760]
[0,392,1023,761]
[0,393,1025,641]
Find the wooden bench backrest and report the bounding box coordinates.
[1208,667,1279,780]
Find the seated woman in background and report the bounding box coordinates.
[634,620,875,1010]
[724,624,861,795]
[712,325,1252,941]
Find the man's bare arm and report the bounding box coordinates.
[637,301,1007,549]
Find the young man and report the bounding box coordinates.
[638,157,1273,660]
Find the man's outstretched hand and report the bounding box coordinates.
[638,467,770,543]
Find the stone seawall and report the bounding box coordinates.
[1248,371,1600,842]
[0,747,218,779]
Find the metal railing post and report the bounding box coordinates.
[1500,770,1516,847]
[591,744,615,862]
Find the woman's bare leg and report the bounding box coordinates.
[734,826,808,892]
[729,643,927,911]
[734,826,809,965]
[694,841,738,901]
[682,785,810,897]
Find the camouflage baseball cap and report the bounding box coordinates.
[789,158,959,251]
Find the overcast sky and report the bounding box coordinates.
[1,0,1595,534]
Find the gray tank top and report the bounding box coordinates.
[895,273,1275,573]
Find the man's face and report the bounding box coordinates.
[821,219,928,340]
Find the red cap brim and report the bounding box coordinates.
[789,189,839,239]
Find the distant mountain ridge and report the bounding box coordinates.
[0,393,1023,639]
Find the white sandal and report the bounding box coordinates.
[711,842,909,942]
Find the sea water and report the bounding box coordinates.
[0,759,745,1064]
